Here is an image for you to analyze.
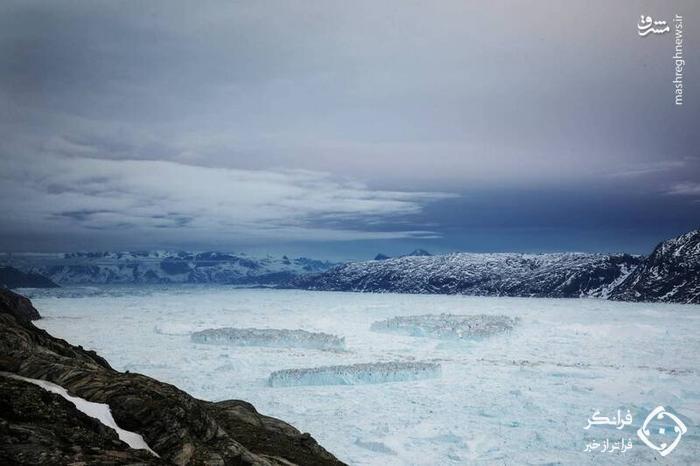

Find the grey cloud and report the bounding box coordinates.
[0,152,452,242]
[667,182,700,196]
[0,0,698,253]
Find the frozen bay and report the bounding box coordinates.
[24,286,700,465]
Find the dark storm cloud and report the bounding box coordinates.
[0,0,698,254]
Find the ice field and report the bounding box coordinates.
[24,286,700,465]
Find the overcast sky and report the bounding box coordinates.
[0,0,698,259]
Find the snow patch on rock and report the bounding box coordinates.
[0,372,158,456]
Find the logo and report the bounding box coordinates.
[583,409,634,454]
[583,406,688,456]
[637,15,670,36]
[637,406,688,457]
[636,14,685,106]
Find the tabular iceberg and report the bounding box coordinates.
[268,361,441,387]
[371,313,518,339]
[191,327,346,350]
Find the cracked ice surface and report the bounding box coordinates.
[26,286,700,466]
[269,362,440,387]
[371,313,517,339]
[192,327,345,350]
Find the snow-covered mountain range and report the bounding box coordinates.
[610,229,700,304]
[290,252,642,298]
[2,229,698,303]
[0,251,335,285]
[291,230,700,303]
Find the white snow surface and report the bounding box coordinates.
[0,371,158,456]
[24,285,700,465]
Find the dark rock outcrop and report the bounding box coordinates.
[610,229,700,304]
[0,289,344,466]
[0,375,167,465]
[0,287,41,323]
[0,266,59,289]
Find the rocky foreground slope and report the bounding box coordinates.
[0,289,343,466]
[610,229,700,304]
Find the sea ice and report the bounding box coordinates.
[29,286,700,466]
[268,361,441,387]
[191,327,345,350]
[370,313,517,339]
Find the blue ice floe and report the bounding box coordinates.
[268,361,441,387]
[370,313,518,340]
[191,327,345,350]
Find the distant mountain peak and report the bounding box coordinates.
[405,249,432,257]
[374,253,390,261]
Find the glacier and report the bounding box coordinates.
[370,313,517,339]
[268,362,441,387]
[25,286,700,465]
[192,327,345,350]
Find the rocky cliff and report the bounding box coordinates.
[0,288,344,466]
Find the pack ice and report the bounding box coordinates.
[268,361,441,387]
[370,313,517,339]
[191,327,345,350]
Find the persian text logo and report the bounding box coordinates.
[637,15,670,36]
[672,15,684,106]
[583,407,688,456]
[583,409,634,454]
[637,406,688,457]
[637,14,685,106]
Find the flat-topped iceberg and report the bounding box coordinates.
[191,327,345,350]
[371,313,517,339]
[268,361,440,387]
